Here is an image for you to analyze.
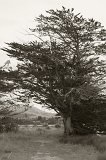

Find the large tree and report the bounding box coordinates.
[3,7,106,135]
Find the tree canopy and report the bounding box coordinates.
[2,7,106,134]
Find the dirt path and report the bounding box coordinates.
[30,137,97,160]
[31,139,62,160]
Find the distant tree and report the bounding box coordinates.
[0,67,30,117]
[3,7,106,135]
[0,65,13,116]
[37,116,42,121]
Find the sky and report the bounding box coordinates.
[0,0,106,111]
[0,0,106,66]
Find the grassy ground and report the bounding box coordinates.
[0,126,105,160]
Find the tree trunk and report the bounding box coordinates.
[63,116,74,136]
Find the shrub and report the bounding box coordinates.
[5,122,18,132]
[55,124,61,128]
[1,117,18,133]
[46,126,50,130]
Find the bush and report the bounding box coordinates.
[5,122,18,132]
[55,124,61,128]
[43,123,50,129]
[1,117,18,133]
[46,126,50,130]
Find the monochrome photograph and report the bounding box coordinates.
[0,0,106,159]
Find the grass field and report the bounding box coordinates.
[0,126,105,160]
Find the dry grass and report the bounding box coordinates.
[60,134,106,160]
[0,126,99,160]
[93,136,106,152]
[60,134,106,149]
[97,152,106,160]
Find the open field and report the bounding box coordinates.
[0,126,105,160]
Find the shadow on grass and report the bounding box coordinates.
[59,134,106,160]
[59,135,106,152]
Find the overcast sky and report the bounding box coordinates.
[0,0,106,66]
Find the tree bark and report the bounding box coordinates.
[63,116,74,136]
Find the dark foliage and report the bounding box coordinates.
[72,98,106,134]
[0,117,18,133]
